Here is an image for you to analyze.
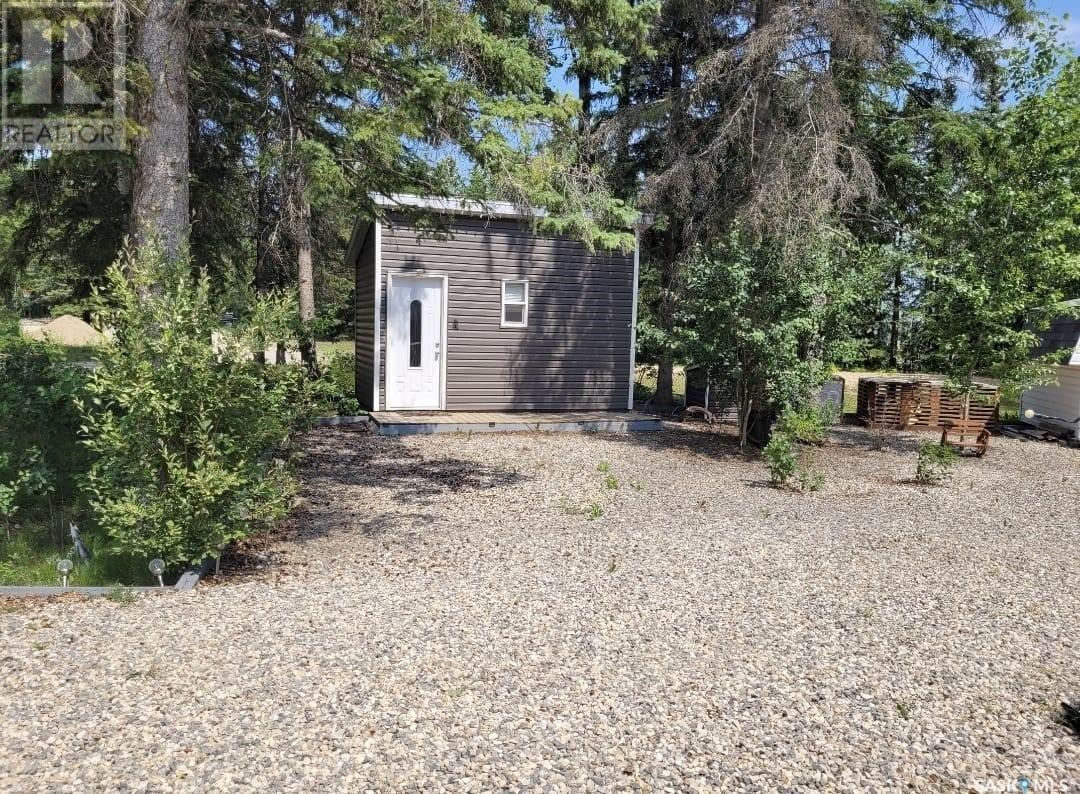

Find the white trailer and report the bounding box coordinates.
[1021,301,1080,440]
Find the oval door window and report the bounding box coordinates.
[409,299,422,368]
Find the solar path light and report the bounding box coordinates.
[57,559,73,588]
[149,559,166,588]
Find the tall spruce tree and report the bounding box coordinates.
[606,0,882,406]
[608,0,1044,408]
[181,0,641,364]
[848,0,1038,369]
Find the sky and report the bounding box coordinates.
[1041,0,1080,48]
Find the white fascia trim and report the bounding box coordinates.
[373,220,382,412]
[440,276,449,410]
[628,228,641,411]
[373,194,656,232]
[344,218,367,268]
[374,193,548,221]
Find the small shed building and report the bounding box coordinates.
[347,195,640,413]
[1021,300,1080,436]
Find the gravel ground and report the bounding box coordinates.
[2,423,1078,792]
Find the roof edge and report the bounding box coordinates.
[373,193,652,230]
[344,217,372,267]
[374,193,547,221]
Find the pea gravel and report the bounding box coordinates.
[2,424,1078,792]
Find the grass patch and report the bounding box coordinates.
[998,392,1019,424]
[317,339,353,362]
[0,524,158,587]
[107,586,139,605]
[634,364,686,404]
[559,498,605,521]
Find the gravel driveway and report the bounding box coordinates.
[2,424,1078,791]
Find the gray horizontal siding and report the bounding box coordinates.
[353,225,376,410]
[444,344,629,354]
[424,272,634,288]
[1023,365,1080,417]
[1033,316,1080,359]
[377,213,634,411]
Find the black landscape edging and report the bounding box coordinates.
[315,415,369,427]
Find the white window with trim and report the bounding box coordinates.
[501,279,528,327]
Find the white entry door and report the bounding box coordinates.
[386,276,445,409]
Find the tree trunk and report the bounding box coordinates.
[654,357,675,408]
[887,261,902,369]
[737,378,751,448]
[288,7,319,377]
[252,161,270,368]
[578,70,592,132]
[296,191,319,376]
[749,0,776,175]
[131,0,190,259]
[737,349,753,447]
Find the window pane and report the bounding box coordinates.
[504,304,524,325]
[409,299,422,367]
[504,282,526,303]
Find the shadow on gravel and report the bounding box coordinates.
[607,419,929,463]
[827,426,925,454]
[603,422,756,461]
[216,428,533,579]
[303,428,529,507]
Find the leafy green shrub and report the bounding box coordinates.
[764,433,797,487]
[0,338,88,532]
[337,397,362,416]
[79,248,301,567]
[265,342,361,418]
[257,358,334,429]
[310,302,350,340]
[0,449,53,537]
[48,301,91,319]
[320,348,357,409]
[915,442,958,485]
[240,290,298,359]
[796,451,825,492]
[765,431,826,492]
[775,403,837,445]
[0,309,18,342]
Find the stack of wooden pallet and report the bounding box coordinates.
[683,366,739,421]
[857,377,920,429]
[857,377,999,430]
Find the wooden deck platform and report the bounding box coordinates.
[370,410,663,436]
